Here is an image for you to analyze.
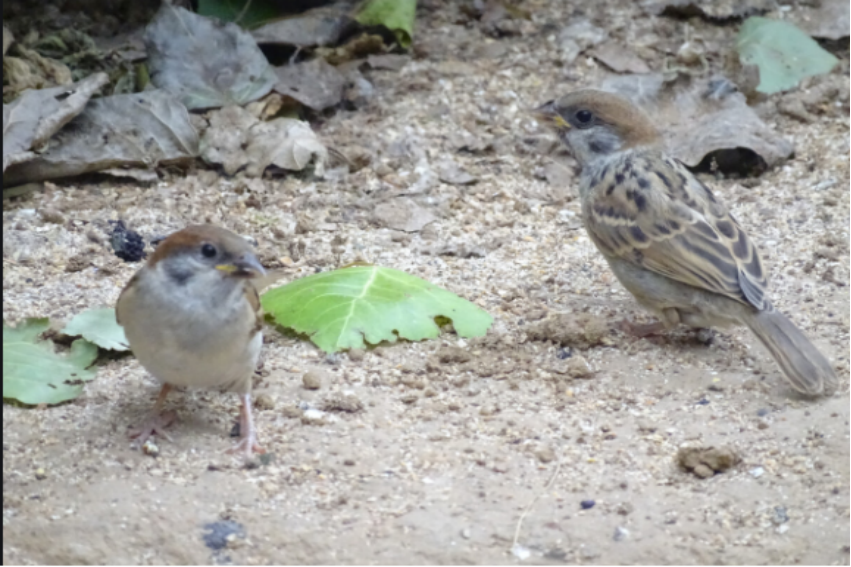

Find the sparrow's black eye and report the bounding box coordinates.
[575,109,593,125]
[201,243,217,258]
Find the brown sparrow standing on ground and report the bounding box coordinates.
[117,225,267,456]
[534,89,837,395]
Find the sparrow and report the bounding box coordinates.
[116,225,267,456]
[534,89,837,396]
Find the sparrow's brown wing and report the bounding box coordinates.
[583,152,767,309]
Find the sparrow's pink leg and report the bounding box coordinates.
[228,393,265,458]
[129,384,177,444]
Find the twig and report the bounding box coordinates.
[512,456,562,550]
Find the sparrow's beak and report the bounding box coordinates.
[217,254,266,278]
[532,100,569,129]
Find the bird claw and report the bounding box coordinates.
[129,410,177,445]
[227,434,265,459]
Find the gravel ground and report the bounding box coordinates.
[3,1,849,564]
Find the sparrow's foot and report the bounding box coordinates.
[618,318,667,338]
[227,393,265,459]
[129,410,177,444]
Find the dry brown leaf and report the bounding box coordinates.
[3,73,108,173]
[273,59,346,111]
[4,89,198,185]
[601,73,793,172]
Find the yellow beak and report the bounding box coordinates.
[532,101,570,129]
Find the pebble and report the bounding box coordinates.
[535,446,556,463]
[772,506,789,525]
[566,356,592,378]
[254,393,275,410]
[34,468,47,480]
[302,370,323,390]
[348,349,365,362]
[613,526,629,541]
[580,499,595,510]
[749,466,765,478]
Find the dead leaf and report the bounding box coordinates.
[436,159,478,185]
[145,4,277,110]
[790,0,849,40]
[590,41,651,74]
[252,5,354,48]
[200,106,328,177]
[274,59,346,111]
[557,18,608,64]
[373,198,437,232]
[3,89,199,186]
[642,0,773,20]
[3,73,109,172]
[600,73,794,172]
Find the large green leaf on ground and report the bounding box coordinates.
[261,265,492,353]
[736,17,839,94]
[355,0,416,49]
[197,0,280,29]
[3,318,98,405]
[62,308,129,351]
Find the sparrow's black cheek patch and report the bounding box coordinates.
[164,262,194,286]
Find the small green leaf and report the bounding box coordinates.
[3,319,98,405]
[355,0,416,49]
[737,17,839,94]
[261,265,492,353]
[197,0,280,29]
[62,308,129,351]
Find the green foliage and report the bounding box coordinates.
[3,319,98,405]
[261,265,492,353]
[62,308,129,351]
[737,17,839,94]
[197,0,280,28]
[355,0,416,48]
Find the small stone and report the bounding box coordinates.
[321,391,364,413]
[141,439,159,457]
[580,499,595,510]
[343,458,355,466]
[400,393,418,404]
[692,464,714,478]
[772,506,789,525]
[616,502,634,516]
[460,528,471,539]
[302,370,323,390]
[301,408,328,425]
[34,468,47,480]
[535,446,556,463]
[566,356,592,378]
[348,349,365,362]
[39,208,65,224]
[281,405,303,419]
[749,466,765,478]
[613,526,629,541]
[254,393,275,410]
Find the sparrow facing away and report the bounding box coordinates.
[535,89,837,396]
[116,225,266,456]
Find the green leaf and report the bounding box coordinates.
[355,0,416,49]
[197,0,280,29]
[3,319,98,405]
[62,308,129,351]
[261,265,492,353]
[736,17,839,94]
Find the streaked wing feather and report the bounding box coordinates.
[583,154,767,309]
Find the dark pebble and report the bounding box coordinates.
[557,348,572,360]
[696,398,709,405]
[580,499,595,510]
[757,408,770,417]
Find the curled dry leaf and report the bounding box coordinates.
[145,4,277,110]
[590,41,650,74]
[373,198,437,232]
[2,73,108,173]
[252,5,354,48]
[600,73,793,172]
[274,59,346,111]
[200,105,328,177]
[4,89,199,186]
[790,0,849,40]
[642,0,773,20]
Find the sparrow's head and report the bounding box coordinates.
[149,225,265,286]
[533,89,660,168]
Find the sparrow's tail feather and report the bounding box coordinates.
[742,308,837,396]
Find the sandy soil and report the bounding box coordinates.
[3,1,849,564]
